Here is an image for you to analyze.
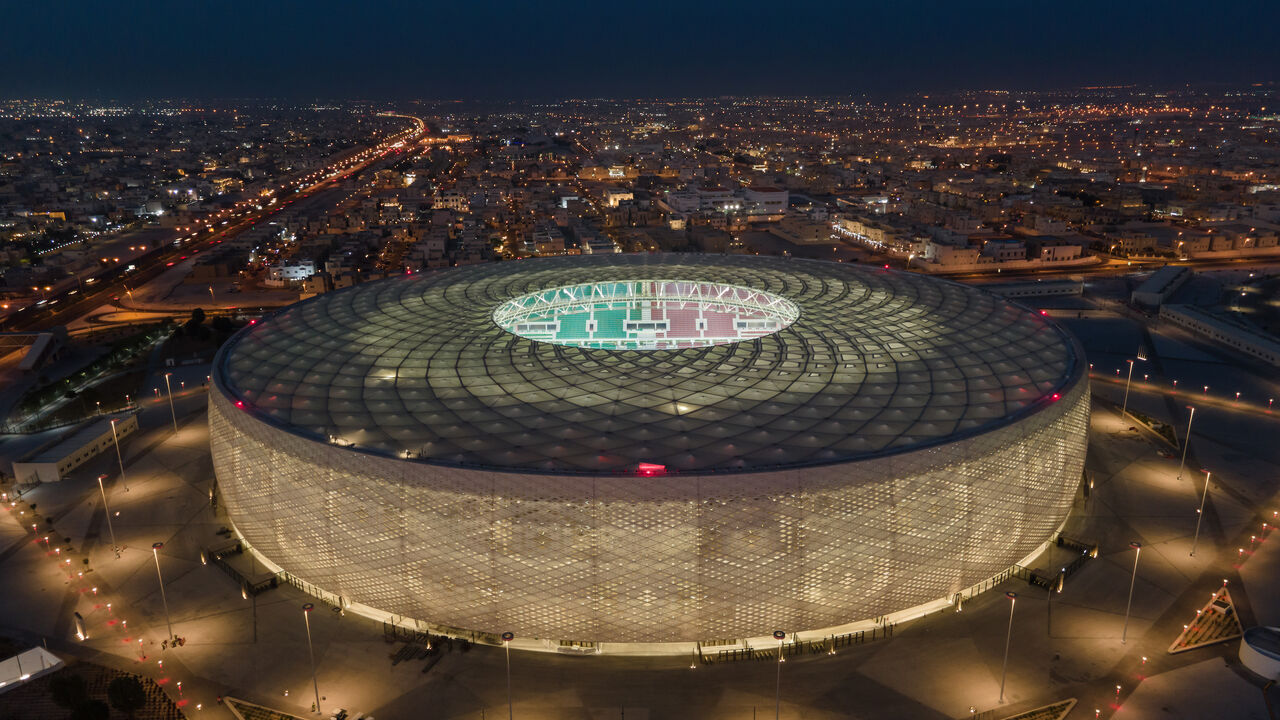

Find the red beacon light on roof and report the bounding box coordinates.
[636,462,666,477]
[234,400,245,409]
[1050,393,1061,401]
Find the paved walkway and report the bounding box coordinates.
[0,310,1277,718]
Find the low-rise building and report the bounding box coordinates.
[1160,304,1280,367]
[1131,265,1192,307]
[12,413,139,484]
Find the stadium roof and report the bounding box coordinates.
[215,254,1081,474]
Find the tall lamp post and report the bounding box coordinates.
[1191,472,1212,557]
[109,419,130,492]
[1175,406,1196,481]
[999,592,1017,703]
[96,475,118,556]
[1122,542,1142,644]
[501,631,514,720]
[302,603,321,714]
[151,542,174,641]
[773,630,786,720]
[1121,358,1136,418]
[163,373,178,432]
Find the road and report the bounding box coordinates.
[2,113,428,333]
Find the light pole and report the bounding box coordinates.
[163,373,178,432]
[110,419,130,492]
[1122,542,1142,644]
[773,630,786,720]
[1121,359,1136,418]
[999,592,1017,703]
[501,631,514,720]
[151,542,174,641]
[302,603,321,714]
[96,475,118,556]
[1176,406,1196,481]
[1191,471,1212,557]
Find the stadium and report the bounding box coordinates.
[208,253,1089,653]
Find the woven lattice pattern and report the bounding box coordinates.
[217,254,1077,473]
[210,255,1089,645]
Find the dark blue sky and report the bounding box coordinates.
[3,0,1277,99]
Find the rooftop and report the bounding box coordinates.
[215,254,1081,474]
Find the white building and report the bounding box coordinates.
[265,260,317,287]
[12,413,139,484]
[434,190,468,212]
[744,186,788,216]
[1131,266,1192,307]
[603,189,634,208]
[1160,304,1280,367]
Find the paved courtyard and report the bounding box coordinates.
[1,311,1279,718]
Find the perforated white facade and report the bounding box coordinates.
[209,255,1089,649]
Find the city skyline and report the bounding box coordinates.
[2,5,1280,717]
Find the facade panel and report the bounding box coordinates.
[209,255,1089,649]
[210,375,1087,645]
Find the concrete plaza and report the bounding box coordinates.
[1,310,1279,719]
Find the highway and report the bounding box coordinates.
[2,112,428,333]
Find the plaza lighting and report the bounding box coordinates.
[501,631,515,720]
[302,603,321,714]
[1122,542,1142,644]
[1176,407,1195,482]
[1121,358,1138,418]
[999,592,1017,703]
[152,542,174,641]
[1191,471,1212,557]
[164,373,178,432]
[110,419,130,491]
[774,630,786,719]
[96,475,118,556]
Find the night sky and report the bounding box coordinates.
[3,0,1278,99]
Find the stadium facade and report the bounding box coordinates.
[209,254,1089,653]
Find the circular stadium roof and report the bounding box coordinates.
[216,254,1081,474]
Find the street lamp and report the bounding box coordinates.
[773,630,786,719]
[96,475,118,556]
[999,592,1017,703]
[302,603,321,714]
[1121,359,1136,418]
[1122,542,1142,644]
[501,631,514,720]
[151,542,174,642]
[110,419,130,492]
[163,373,178,432]
[1191,471,1212,557]
[1175,406,1195,481]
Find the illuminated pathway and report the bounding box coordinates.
[2,358,1279,717]
[1089,372,1279,422]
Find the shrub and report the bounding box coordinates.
[107,675,147,716]
[48,672,88,708]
